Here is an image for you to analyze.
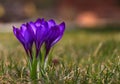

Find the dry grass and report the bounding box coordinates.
[0,30,120,83]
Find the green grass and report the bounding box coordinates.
[0,30,120,83]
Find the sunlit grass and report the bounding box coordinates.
[0,30,120,83]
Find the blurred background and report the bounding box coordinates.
[0,0,120,32]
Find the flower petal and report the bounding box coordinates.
[45,22,65,57]
[59,22,65,33]
[35,22,48,55]
[48,19,56,28]
[50,26,61,46]
[29,21,37,34]
[13,26,25,45]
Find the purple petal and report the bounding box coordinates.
[45,22,65,57]
[59,22,65,33]
[24,30,31,43]
[50,26,61,46]
[29,22,37,34]
[13,26,25,45]
[35,18,42,27]
[20,24,27,31]
[51,22,65,46]
[50,22,65,46]
[48,19,56,28]
[13,25,34,50]
[20,24,27,36]
[42,21,48,29]
[35,23,48,57]
[26,23,35,40]
[35,18,44,27]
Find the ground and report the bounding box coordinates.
[0,29,120,83]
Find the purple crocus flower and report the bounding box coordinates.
[13,18,65,61]
[28,18,49,57]
[13,18,65,80]
[13,23,34,60]
[45,19,65,58]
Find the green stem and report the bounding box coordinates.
[44,56,48,70]
[30,58,38,82]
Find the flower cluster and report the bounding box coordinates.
[13,18,65,61]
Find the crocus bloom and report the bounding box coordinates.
[28,18,49,57]
[13,18,65,80]
[13,18,65,61]
[45,19,65,58]
[13,23,34,60]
